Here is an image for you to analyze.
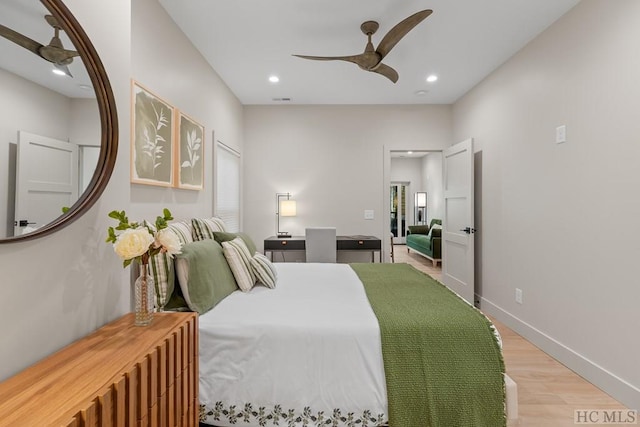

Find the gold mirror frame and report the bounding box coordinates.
[0,0,118,244]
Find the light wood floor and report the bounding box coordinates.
[393,244,628,427]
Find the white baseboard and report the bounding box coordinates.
[479,296,640,410]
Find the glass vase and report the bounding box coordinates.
[134,263,155,326]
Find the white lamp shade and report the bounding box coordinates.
[415,192,427,208]
[280,200,297,217]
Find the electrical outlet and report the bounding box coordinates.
[364,210,374,220]
[515,288,523,304]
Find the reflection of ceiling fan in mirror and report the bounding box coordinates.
[293,9,432,83]
[0,14,79,77]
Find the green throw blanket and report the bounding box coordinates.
[350,263,505,427]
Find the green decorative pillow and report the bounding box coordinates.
[408,225,430,235]
[221,237,256,291]
[174,240,238,314]
[212,231,257,255]
[250,253,278,289]
[191,217,227,241]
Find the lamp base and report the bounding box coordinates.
[277,233,292,239]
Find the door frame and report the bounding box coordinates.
[382,147,445,262]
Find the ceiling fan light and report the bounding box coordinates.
[269,75,280,83]
[426,74,438,83]
[52,63,73,78]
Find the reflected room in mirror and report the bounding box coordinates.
[0,0,101,239]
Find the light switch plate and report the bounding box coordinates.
[556,125,566,144]
[364,210,374,220]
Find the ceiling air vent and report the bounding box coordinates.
[272,97,291,102]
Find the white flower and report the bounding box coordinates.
[155,229,182,257]
[113,228,155,261]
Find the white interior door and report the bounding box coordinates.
[442,138,475,304]
[14,131,78,236]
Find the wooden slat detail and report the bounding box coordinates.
[148,350,158,417]
[158,342,167,397]
[194,314,199,426]
[126,366,138,426]
[137,356,149,422]
[98,388,112,426]
[82,401,97,427]
[114,376,126,426]
[64,415,80,427]
[181,370,189,419]
[175,372,183,421]
[0,313,197,427]
[167,382,176,427]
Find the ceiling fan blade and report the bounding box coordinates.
[370,63,399,83]
[293,54,366,67]
[376,9,432,60]
[0,23,44,57]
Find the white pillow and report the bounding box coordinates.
[250,253,278,289]
[222,237,256,292]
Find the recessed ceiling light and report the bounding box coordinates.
[52,68,67,76]
[269,75,280,83]
[407,151,413,155]
[78,84,92,91]
[426,74,438,83]
[414,90,428,96]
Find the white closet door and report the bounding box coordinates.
[14,131,78,236]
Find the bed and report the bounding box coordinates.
[194,262,515,427]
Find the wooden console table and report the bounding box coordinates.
[0,312,198,427]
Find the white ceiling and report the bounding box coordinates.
[159,0,580,105]
[0,0,93,99]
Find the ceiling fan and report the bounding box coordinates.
[0,14,79,77]
[293,9,432,83]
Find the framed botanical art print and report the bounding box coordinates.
[131,81,175,187]
[176,111,204,190]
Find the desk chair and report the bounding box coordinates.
[305,227,337,263]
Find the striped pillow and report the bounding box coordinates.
[250,253,278,289]
[148,221,193,309]
[168,220,194,245]
[191,217,227,241]
[222,238,256,292]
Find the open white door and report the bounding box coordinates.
[442,138,475,304]
[14,131,78,236]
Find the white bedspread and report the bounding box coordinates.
[199,263,388,426]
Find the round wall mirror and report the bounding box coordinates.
[0,0,117,243]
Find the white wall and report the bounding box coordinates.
[422,152,443,224]
[453,0,640,407]
[0,0,132,382]
[0,0,243,383]
[69,98,100,147]
[130,0,244,223]
[243,105,452,261]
